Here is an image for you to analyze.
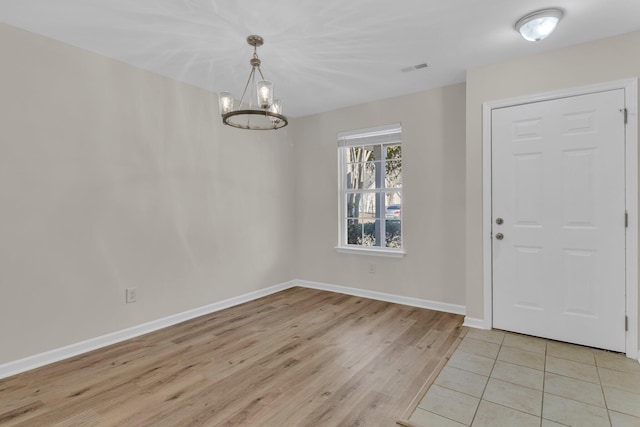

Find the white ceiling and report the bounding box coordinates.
[2,0,640,117]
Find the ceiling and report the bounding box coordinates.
[2,0,640,118]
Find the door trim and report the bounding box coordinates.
[480,79,638,359]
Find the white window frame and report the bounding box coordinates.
[336,123,405,257]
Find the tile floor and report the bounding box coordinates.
[409,329,640,427]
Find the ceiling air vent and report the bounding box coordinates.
[401,63,430,73]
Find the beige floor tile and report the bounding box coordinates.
[482,378,542,416]
[418,385,480,425]
[603,386,640,418]
[544,372,606,407]
[459,337,501,359]
[541,420,567,427]
[471,400,540,427]
[497,346,545,371]
[409,407,467,427]
[434,366,489,398]
[609,410,640,427]
[546,340,596,365]
[599,367,640,394]
[411,330,640,427]
[543,394,610,427]
[490,360,543,391]
[546,355,599,383]
[447,351,495,376]
[465,328,506,345]
[595,351,640,374]
[502,333,547,354]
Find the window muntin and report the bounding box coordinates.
[338,124,402,252]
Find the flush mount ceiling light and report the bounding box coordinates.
[218,35,288,130]
[515,8,564,42]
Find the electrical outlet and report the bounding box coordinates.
[369,263,376,274]
[125,288,137,304]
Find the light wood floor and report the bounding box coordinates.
[0,287,464,426]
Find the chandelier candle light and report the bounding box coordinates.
[218,35,288,130]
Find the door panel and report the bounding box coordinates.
[492,89,626,352]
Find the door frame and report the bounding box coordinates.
[481,78,639,359]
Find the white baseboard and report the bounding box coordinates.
[0,281,297,380]
[294,280,466,315]
[463,316,490,329]
[0,279,467,379]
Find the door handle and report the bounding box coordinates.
[495,233,504,240]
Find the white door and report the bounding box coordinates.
[492,89,626,352]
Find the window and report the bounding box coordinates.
[337,124,403,256]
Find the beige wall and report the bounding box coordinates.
[465,31,640,338]
[0,24,295,364]
[292,84,467,306]
[6,19,638,367]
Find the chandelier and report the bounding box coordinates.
[218,35,288,130]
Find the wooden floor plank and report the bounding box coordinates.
[0,287,464,426]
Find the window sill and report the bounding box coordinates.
[335,246,405,258]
